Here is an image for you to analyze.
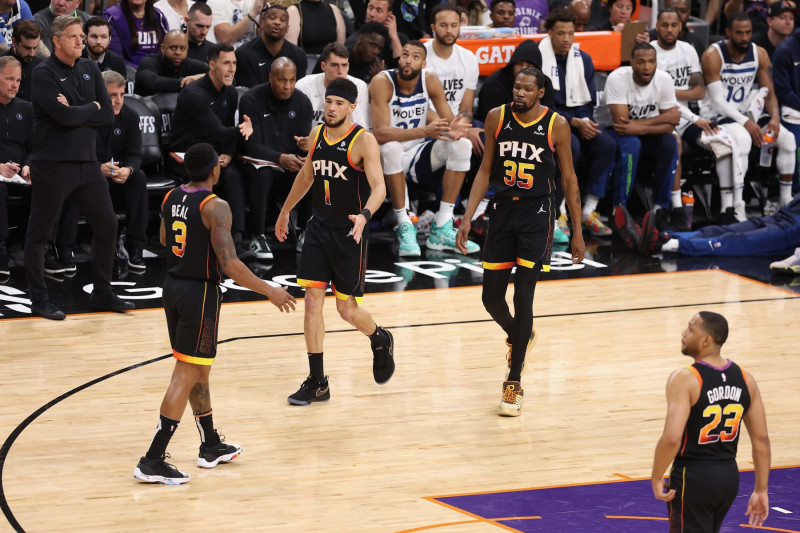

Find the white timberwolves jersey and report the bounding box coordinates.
[384,68,429,151]
[711,40,759,116]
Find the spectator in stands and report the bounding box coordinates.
[588,0,635,32]
[752,0,795,56]
[513,0,547,33]
[26,15,132,320]
[567,0,589,31]
[476,39,554,122]
[314,21,387,84]
[448,0,490,26]
[168,43,254,258]
[34,0,88,53]
[346,0,407,70]
[646,0,706,59]
[702,12,795,216]
[154,0,190,30]
[234,4,306,88]
[724,0,771,35]
[1,0,33,49]
[134,29,207,95]
[773,13,800,189]
[184,2,212,62]
[603,42,680,213]
[238,57,312,259]
[83,17,127,77]
[205,0,262,49]
[651,8,715,231]
[0,55,32,278]
[541,9,616,236]
[391,0,429,40]
[370,41,479,256]
[488,0,515,28]
[0,19,40,100]
[295,41,370,128]
[105,0,169,67]
[286,0,346,55]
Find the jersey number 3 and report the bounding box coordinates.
[503,161,535,189]
[698,403,744,444]
[172,221,187,257]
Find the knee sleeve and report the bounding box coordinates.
[380,141,404,175]
[445,137,472,172]
[776,125,797,175]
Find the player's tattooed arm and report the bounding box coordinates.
[203,198,238,270]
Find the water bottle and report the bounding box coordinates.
[759,130,775,167]
[681,191,695,230]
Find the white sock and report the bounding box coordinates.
[582,194,599,217]
[780,180,793,206]
[662,238,679,252]
[473,198,490,220]
[395,208,411,225]
[720,189,733,210]
[435,201,455,227]
[733,184,744,207]
[559,198,566,216]
[671,190,682,208]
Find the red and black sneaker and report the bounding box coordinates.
[639,210,670,255]
[613,205,641,252]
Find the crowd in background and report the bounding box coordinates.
[2,0,800,290]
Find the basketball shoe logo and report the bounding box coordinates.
[316,385,329,397]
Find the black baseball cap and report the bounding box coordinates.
[767,0,797,17]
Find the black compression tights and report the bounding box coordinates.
[481,264,542,382]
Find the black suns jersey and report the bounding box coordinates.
[492,104,558,199]
[678,360,751,462]
[162,186,223,283]
[308,123,371,228]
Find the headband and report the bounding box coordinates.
[186,152,219,180]
[325,87,356,104]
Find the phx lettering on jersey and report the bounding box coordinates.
[497,141,545,161]
[312,159,350,180]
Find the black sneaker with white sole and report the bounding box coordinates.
[197,431,243,468]
[249,234,274,259]
[133,453,190,485]
[44,243,64,274]
[127,248,146,270]
[287,375,330,405]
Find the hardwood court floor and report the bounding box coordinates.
[1,271,799,532]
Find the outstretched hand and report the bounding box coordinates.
[268,286,296,312]
[347,213,368,244]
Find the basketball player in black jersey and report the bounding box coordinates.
[652,312,771,531]
[275,77,395,405]
[456,67,585,416]
[133,143,296,485]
